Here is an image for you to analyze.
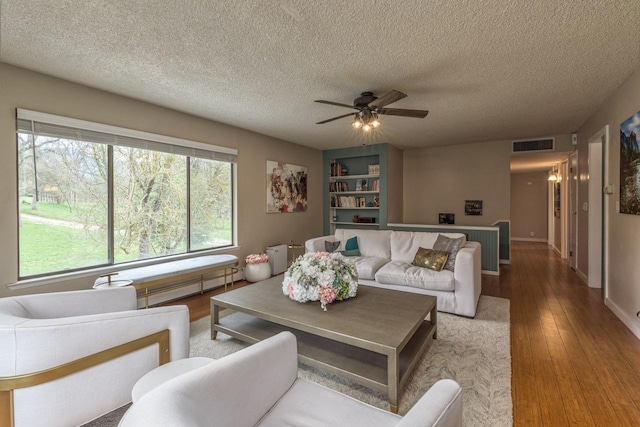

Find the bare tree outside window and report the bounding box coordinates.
[17,132,233,278]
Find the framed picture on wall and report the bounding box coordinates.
[266,161,308,213]
[465,200,483,215]
[620,110,640,215]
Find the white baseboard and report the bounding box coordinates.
[482,270,500,276]
[499,259,511,265]
[605,297,640,339]
[576,268,588,285]
[510,237,547,242]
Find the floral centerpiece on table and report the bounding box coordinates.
[245,253,269,264]
[282,251,358,311]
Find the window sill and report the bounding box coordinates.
[6,246,240,291]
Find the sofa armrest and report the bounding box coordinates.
[118,332,299,427]
[397,379,463,427]
[7,305,189,375]
[452,242,482,317]
[305,235,335,253]
[14,287,137,318]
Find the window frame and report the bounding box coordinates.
[15,109,238,282]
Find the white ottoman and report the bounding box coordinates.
[132,357,215,403]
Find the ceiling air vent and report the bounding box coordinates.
[512,138,555,153]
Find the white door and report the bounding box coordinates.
[588,136,603,288]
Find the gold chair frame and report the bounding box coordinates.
[0,329,170,427]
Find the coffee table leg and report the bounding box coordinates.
[388,352,399,413]
[431,305,438,339]
[211,303,219,340]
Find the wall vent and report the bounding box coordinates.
[512,138,555,153]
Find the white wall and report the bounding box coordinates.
[576,69,640,337]
[0,63,323,297]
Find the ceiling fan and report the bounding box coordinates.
[314,90,428,131]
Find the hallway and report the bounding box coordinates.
[499,242,640,426]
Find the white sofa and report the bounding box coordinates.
[119,331,463,427]
[0,287,190,427]
[306,229,482,317]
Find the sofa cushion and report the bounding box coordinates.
[335,229,392,259]
[433,234,465,272]
[411,248,449,272]
[390,231,437,263]
[259,378,400,427]
[349,256,390,280]
[390,231,467,264]
[375,261,455,292]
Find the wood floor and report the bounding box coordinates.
[164,241,640,426]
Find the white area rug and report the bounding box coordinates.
[86,295,511,426]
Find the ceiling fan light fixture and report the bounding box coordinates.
[315,90,426,132]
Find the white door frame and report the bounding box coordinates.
[560,160,569,259]
[587,126,609,292]
[568,151,578,270]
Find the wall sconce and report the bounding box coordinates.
[548,168,558,182]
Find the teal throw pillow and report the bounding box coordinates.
[340,249,361,257]
[342,236,360,256]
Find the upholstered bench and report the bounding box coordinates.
[94,254,239,307]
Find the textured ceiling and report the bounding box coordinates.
[1,1,639,167]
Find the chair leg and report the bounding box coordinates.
[0,390,14,427]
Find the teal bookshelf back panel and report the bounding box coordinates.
[495,221,510,262]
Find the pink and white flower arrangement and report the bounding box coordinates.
[282,251,358,311]
[245,253,269,264]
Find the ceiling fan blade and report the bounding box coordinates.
[369,90,407,109]
[316,112,355,124]
[314,100,359,110]
[378,108,429,118]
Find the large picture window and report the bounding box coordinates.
[16,110,236,279]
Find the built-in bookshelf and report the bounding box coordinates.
[322,144,403,234]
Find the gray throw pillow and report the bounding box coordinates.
[433,235,465,272]
[325,240,340,253]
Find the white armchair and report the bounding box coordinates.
[119,331,462,427]
[0,286,190,427]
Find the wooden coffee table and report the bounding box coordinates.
[210,275,437,412]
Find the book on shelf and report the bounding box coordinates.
[368,164,380,175]
[371,179,379,191]
[330,181,350,192]
[334,195,357,207]
[330,160,348,177]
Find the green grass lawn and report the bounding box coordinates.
[19,218,233,277]
[19,198,96,223]
[19,221,108,277]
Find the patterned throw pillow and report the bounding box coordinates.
[325,240,340,253]
[412,247,449,271]
[340,236,360,256]
[433,234,465,272]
